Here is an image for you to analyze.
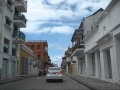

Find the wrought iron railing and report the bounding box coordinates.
[14,14,27,24]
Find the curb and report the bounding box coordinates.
[0,75,38,85]
[66,74,97,90]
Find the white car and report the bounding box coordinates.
[46,67,63,82]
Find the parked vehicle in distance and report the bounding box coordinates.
[46,67,63,82]
[39,69,47,76]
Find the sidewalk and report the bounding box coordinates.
[66,74,120,90]
[0,75,38,85]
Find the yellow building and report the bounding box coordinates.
[19,44,35,76]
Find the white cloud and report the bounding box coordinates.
[47,0,65,5]
[50,26,74,34]
[50,55,63,66]
[21,24,74,34]
[22,0,111,34]
[66,0,79,5]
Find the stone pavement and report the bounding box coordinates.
[0,75,38,85]
[66,74,120,90]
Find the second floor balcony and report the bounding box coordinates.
[14,14,27,28]
[14,0,27,12]
[12,30,26,44]
[72,43,84,54]
[66,57,71,63]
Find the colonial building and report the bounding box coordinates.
[63,21,85,76]
[84,8,104,78]
[19,44,38,76]
[84,0,120,83]
[64,47,72,74]
[26,40,50,69]
[70,21,84,76]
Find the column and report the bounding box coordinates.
[95,51,101,78]
[66,64,68,73]
[76,57,79,76]
[110,46,117,81]
[85,53,93,77]
[114,36,120,81]
[100,50,106,80]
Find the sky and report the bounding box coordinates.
[21,0,111,66]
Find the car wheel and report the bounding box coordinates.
[46,79,49,82]
[60,79,63,82]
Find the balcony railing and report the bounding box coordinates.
[14,0,27,12]
[72,43,84,53]
[12,31,25,41]
[14,14,27,24]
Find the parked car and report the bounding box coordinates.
[39,69,47,76]
[46,67,63,82]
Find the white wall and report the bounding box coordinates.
[85,54,93,76]
[99,1,120,38]
[84,29,99,53]
[84,10,103,36]
[114,34,120,81]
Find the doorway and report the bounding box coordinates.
[2,58,8,79]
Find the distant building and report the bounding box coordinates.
[26,40,50,69]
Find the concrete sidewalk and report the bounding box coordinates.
[0,75,38,85]
[66,74,120,90]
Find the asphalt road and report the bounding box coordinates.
[0,76,90,90]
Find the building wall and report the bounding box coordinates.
[84,0,120,83]
[0,0,14,79]
[19,46,35,76]
[0,0,28,79]
[99,1,120,38]
[26,41,48,68]
[84,9,103,53]
[84,9,103,36]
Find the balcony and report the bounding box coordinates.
[12,31,26,44]
[14,0,27,12]
[72,43,84,53]
[14,14,27,28]
[11,56,19,61]
[66,57,71,63]
[71,43,84,57]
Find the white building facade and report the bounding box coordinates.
[0,0,27,79]
[84,0,120,83]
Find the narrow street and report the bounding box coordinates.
[0,76,90,90]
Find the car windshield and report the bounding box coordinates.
[49,67,61,70]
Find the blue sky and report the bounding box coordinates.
[21,0,111,66]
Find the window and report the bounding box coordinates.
[12,44,16,56]
[7,0,12,7]
[12,48,16,56]
[4,38,9,54]
[37,55,40,59]
[14,25,18,31]
[31,45,34,50]
[37,45,40,49]
[6,18,11,26]
[37,52,40,54]
[103,26,106,31]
